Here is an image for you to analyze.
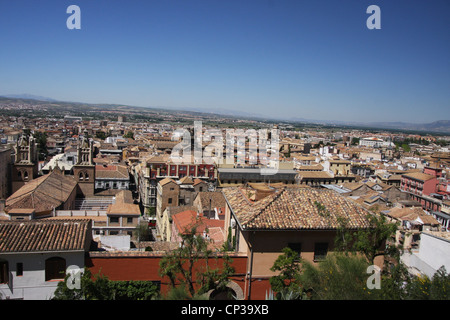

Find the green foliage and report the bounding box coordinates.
[123,131,134,139]
[159,224,235,299]
[109,281,159,300]
[300,253,373,300]
[222,227,236,252]
[269,248,303,293]
[405,266,450,300]
[52,268,160,300]
[33,131,48,161]
[314,201,330,217]
[95,131,107,140]
[351,137,360,145]
[335,213,399,265]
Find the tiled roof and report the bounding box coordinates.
[0,219,91,253]
[402,172,436,182]
[106,190,140,216]
[298,171,333,179]
[172,210,225,246]
[5,170,78,213]
[383,207,439,225]
[195,192,227,211]
[222,187,372,230]
[95,165,129,179]
[159,177,176,186]
[179,176,194,185]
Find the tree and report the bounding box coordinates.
[159,224,235,299]
[53,268,160,300]
[351,137,360,145]
[300,253,373,300]
[53,268,113,300]
[269,247,306,300]
[124,131,134,140]
[33,131,48,161]
[95,131,107,140]
[335,213,399,265]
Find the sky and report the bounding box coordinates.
[0,0,449,123]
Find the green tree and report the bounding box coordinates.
[335,213,399,265]
[269,247,306,300]
[95,131,107,140]
[53,268,160,300]
[159,224,235,299]
[405,266,450,300]
[300,253,373,300]
[124,131,134,139]
[53,268,113,300]
[33,131,48,161]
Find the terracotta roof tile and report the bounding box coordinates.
[0,219,91,253]
[223,187,372,230]
[402,172,436,181]
[5,171,78,213]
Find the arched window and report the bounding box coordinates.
[85,173,89,181]
[0,259,9,284]
[23,171,29,181]
[45,257,66,281]
[18,171,22,179]
[79,172,84,181]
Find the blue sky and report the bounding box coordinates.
[0,0,449,123]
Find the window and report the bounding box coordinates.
[79,172,84,181]
[127,217,133,224]
[168,198,173,204]
[314,243,328,262]
[16,263,23,276]
[0,260,9,284]
[45,257,66,281]
[288,243,302,261]
[110,217,119,224]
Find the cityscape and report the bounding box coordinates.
[0,0,449,308]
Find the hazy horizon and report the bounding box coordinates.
[1,0,449,123]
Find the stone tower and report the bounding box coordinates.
[73,135,95,197]
[12,134,38,193]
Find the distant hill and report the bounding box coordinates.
[0,94,57,102]
[1,94,449,134]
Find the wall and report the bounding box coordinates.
[86,252,251,298]
[242,230,338,277]
[0,251,85,300]
[415,232,450,277]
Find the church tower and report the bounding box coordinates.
[12,134,38,193]
[73,135,95,197]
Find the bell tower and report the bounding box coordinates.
[12,134,38,193]
[73,135,95,197]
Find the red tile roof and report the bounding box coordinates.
[0,219,91,253]
[222,187,372,230]
[5,170,78,214]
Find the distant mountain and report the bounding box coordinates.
[288,118,450,134]
[0,94,58,102]
[1,94,449,134]
[362,120,450,133]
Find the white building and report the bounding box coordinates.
[359,137,384,148]
[0,219,92,300]
[401,231,450,279]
